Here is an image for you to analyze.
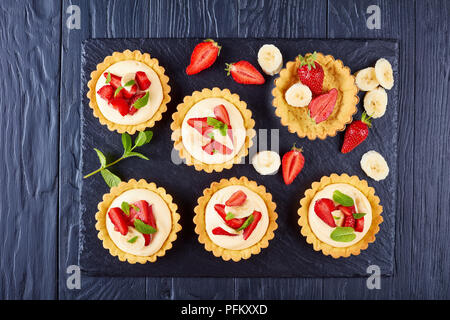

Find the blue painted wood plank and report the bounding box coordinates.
[0,0,60,299]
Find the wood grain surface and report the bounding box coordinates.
[0,0,449,299]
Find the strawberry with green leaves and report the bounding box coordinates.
[282,145,305,185]
[297,51,324,96]
[186,39,221,75]
[341,112,372,153]
[225,61,265,85]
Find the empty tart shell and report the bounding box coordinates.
[87,50,171,134]
[95,179,181,264]
[193,176,278,261]
[272,52,359,140]
[297,173,383,258]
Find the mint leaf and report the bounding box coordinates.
[124,79,135,87]
[126,152,149,160]
[127,236,138,243]
[333,216,341,220]
[131,204,140,212]
[207,117,227,136]
[219,124,228,136]
[333,190,354,207]
[330,227,356,242]
[100,169,121,188]
[207,132,215,140]
[94,148,106,168]
[237,214,254,231]
[114,86,123,97]
[105,72,111,84]
[121,201,130,215]
[225,212,235,221]
[134,131,150,148]
[143,130,153,144]
[353,213,367,219]
[132,91,149,109]
[134,219,156,234]
[122,133,132,154]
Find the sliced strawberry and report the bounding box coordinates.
[308,88,338,124]
[214,104,230,125]
[104,72,122,89]
[97,85,114,102]
[110,98,130,116]
[187,117,214,137]
[225,61,265,85]
[355,216,364,232]
[214,204,246,229]
[135,71,151,90]
[133,200,156,227]
[243,211,262,240]
[128,92,146,115]
[282,145,305,185]
[202,140,233,155]
[314,198,336,227]
[143,234,151,246]
[225,190,247,207]
[186,39,221,75]
[212,227,238,236]
[108,207,128,235]
[122,84,137,99]
[337,205,356,217]
[343,215,356,228]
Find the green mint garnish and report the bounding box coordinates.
[131,204,140,212]
[121,201,130,215]
[207,117,227,136]
[132,91,149,109]
[237,214,254,231]
[124,79,135,87]
[333,190,354,207]
[330,227,356,242]
[114,86,123,97]
[226,212,235,221]
[105,72,111,84]
[127,236,139,243]
[207,132,215,140]
[134,219,156,234]
[100,169,121,188]
[353,213,366,220]
[333,216,341,220]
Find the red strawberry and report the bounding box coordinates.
[225,190,247,207]
[122,84,137,99]
[214,104,233,141]
[108,207,128,235]
[297,52,324,95]
[343,215,356,228]
[110,98,130,116]
[225,61,265,85]
[282,145,305,185]
[243,211,262,240]
[341,112,372,153]
[314,198,336,227]
[337,205,356,216]
[135,71,151,90]
[308,88,338,124]
[202,140,233,155]
[212,227,238,236]
[187,117,214,137]
[104,72,122,89]
[355,217,364,232]
[214,204,246,229]
[97,85,114,102]
[128,92,146,115]
[186,39,221,75]
[133,200,156,246]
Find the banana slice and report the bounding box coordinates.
[285,82,312,107]
[375,58,394,90]
[257,44,283,76]
[252,150,281,175]
[360,150,389,181]
[364,87,388,118]
[355,67,379,91]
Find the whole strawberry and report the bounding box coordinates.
[297,52,324,96]
[341,112,372,153]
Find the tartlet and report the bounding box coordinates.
[87,50,171,134]
[272,52,359,140]
[171,88,256,173]
[95,179,181,264]
[297,173,383,258]
[194,176,278,261]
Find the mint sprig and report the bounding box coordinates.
[105,72,111,84]
[121,201,130,215]
[353,213,366,220]
[83,131,153,187]
[225,212,235,221]
[333,190,354,207]
[132,92,150,109]
[134,219,157,234]
[127,236,139,243]
[237,214,254,231]
[207,117,228,136]
[330,227,356,242]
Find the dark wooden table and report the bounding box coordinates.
[0,0,449,299]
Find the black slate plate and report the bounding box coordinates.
[79,38,398,277]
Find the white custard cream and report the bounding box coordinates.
[95,60,163,125]
[106,189,172,256]
[181,98,246,164]
[308,183,372,247]
[205,185,269,250]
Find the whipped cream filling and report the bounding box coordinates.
[95,60,164,125]
[181,98,246,164]
[205,185,269,250]
[106,189,172,256]
[308,183,372,247]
